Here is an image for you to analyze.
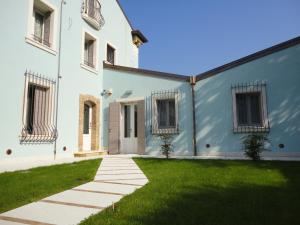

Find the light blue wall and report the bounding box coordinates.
[0,0,138,160]
[195,44,300,155]
[102,69,194,156]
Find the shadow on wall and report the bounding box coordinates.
[194,49,300,154]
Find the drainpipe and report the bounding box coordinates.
[190,76,197,156]
[53,0,66,160]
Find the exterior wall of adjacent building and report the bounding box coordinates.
[102,68,194,156]
[0,0,138,161]
[194,43,300,158]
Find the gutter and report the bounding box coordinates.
[190,76,197,156]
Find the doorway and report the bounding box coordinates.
[121,103,138,154]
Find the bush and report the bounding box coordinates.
[242,133,269,161]
[156,134,174,159]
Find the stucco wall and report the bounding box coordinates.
[0,0,138,160]
[102,69,194,156]
[195,44,300,156]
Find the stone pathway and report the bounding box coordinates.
[0,156,148,225]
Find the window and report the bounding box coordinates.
[232,82,270,133]
[21,71,57,143]
[81,0,105,30]
[84,40,95,68]
[157,99,176,129]
[152,91,179,134]
[26,0,57,53]
[81,30,98,72]
[107,44,115,64]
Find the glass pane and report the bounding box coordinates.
[236,94,248,125]
[157,100,167,128]
[250,94,262,125]
[34,12,44,42]
[168,100,176,127]
[84,42,88,62]
[134,105,138,138]
[107,45,115,64]
[124,105,131,138]
[83,104,90,134]
[26,85,36,134]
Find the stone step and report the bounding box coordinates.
[74,151,107,158]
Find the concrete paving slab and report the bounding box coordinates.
[44,190,122,208]
[96,169,143,175]
[1,202,99,225]
[0,219,26,225]
[95,173,147,181]
[73,182,137,195]
[96,179,149,186]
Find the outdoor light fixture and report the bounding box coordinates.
[102,88,113,96]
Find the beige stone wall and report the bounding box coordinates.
[78,94,100,151]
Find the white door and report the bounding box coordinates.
[121,104,138,154]
[83,103,92,151]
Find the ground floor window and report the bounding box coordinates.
[232,82,270,133]
[151,90,179,134]
[21,71,57,143]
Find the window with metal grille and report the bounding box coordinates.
[107,44,115,64]
[232,82,270,133]
[21,71,57,143]
[81,0,105,30]
[151,90,179,134]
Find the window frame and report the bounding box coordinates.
[152,94,179,134]
[26,0,57,55]
[81,29,99,74]
[106,43,116,65]
[232,85,269,133]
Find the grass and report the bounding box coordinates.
[0,159,101,213]
[81,159,300,225]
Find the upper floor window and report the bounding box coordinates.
[26,0,57,55]
[232,82,270,133]
[106,44,116,65]
[81,30,98,73]
[81,0,105,30]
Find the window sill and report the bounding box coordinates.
[80,63,98,74]
[25,37,57,55]
[82,13,101,30]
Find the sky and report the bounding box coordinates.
[119,0,300,76]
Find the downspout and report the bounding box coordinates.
[54,0,66,160]
[190,76,197,156]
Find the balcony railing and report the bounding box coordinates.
[82,0,105,30]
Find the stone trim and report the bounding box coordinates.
[78,94,100,151]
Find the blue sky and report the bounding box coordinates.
[119,0,300,75]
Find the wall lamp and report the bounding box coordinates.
[102,88,113,96]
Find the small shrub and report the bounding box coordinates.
[242,133,269,161]
[156,133,174,159]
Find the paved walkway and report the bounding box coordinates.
[0,156,148,225]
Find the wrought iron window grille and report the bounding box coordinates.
[20,70,57,144]
[81,0,105,29]
[151,90,180,135]
[231,81,270,134]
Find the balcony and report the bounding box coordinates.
[81,0,105,30]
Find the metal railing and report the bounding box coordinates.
[82,0,105,28]
[231,81,270,134]
[20,70,57,144]
[151,90,180,135]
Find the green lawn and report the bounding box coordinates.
[81,159,300,225]
[0,159,100,213]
